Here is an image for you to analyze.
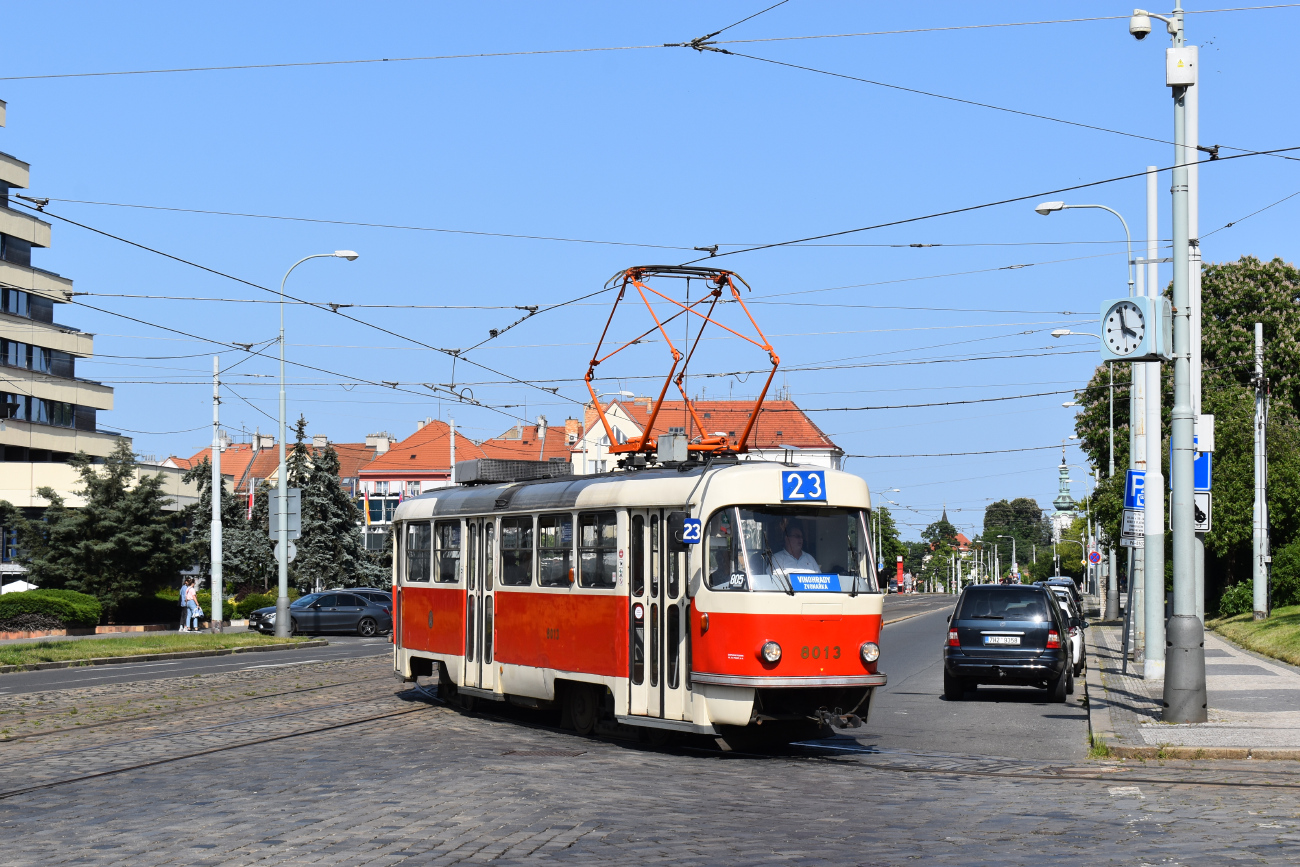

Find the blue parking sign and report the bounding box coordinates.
[1125,470,1146,510]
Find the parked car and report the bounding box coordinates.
[249,591,392,637]
[1043,585,1088,678]
[943,584,1072,702]
[1043,577,1083,611]
[347,588,393,610]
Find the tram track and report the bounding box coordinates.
[0,692,435,801]
[0,688,400,767]
[0,674,389,743]
[412,682,1300,793]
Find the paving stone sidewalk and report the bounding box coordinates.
[1090,620,1300,758]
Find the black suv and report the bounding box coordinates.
[943,584,1072,702]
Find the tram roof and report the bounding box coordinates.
[392,459,870,521]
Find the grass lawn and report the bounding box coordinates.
[1209,604,1300,667]
[0,633,314,668]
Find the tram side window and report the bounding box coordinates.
[578,511,618,589]
[500,516,534,586]
[705,509,746,591]
[405,522,431,582]
[538,514,573,587]
[434,520,461,583]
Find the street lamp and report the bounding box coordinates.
[997,534,1017,582]
[274,251,358,638]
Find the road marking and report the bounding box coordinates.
[240,659,324,670]
[1108,786,1143,797]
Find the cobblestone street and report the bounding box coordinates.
[1,655,1298,866]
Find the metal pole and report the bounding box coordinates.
[1253,323,1268,619]
[1107,361,1120,618]
[1164,2,1208,722]
[275,253,350,637]
[1142,163,1163,680]
[211,356,222,633]
[1188,68,1206,625]
[450,416,457,485]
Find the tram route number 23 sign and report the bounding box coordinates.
[782,470,827,502]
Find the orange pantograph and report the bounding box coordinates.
[585,266,780,457]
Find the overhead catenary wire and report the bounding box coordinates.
[24,199,1167,251]
[4,5,1293,81]
[8,200,585,409]
[677,145,1300,266]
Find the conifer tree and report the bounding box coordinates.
[182,458,274,589]
[7,440,191,618]
[286,416,386,590]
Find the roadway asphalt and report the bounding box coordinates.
[855,595,1091,761]
[0,636,393,697]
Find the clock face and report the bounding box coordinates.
[1104,301,1145,356]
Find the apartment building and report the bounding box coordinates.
[0,99,124,504]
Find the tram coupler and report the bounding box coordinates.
[816,709,862,729]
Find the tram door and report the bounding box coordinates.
[628,510,686,719]
[464,518,497,692]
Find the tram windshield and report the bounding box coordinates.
[705,506,876,593]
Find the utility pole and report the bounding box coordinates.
[1143,162,1164,682]
[450,416,457,485]
[211,356,223,633]
[1253,323,1269,619]
[1163,2,1208,724]
[1188,60,1206,625]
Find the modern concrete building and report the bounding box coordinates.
[0,99,120,474]
[0,100,201,582]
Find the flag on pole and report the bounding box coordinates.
[247,488,254,521]
[364,489,371,526]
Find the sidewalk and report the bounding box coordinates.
[1089,619,1300,759]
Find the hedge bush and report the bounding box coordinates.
[1218,581,1254,617]
[236,592,277,618]
[0,589,102,628]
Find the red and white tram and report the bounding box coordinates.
[390,458,886,743]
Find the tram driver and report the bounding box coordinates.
[770,520,821,574]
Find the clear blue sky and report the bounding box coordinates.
[2,2,1297,538]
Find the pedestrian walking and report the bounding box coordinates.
[184,578,204,632]
[178,579,189,632]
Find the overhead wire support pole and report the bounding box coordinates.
[1158,2,1209,724]
[1253,323,1268,619]
[211,355,222,633]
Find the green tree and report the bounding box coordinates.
[287,416,386,590]
[181,458,274,589]
[873,506,906,581]
[981,498,1051,571]
[1072,256,1300,609]
[8,441,191,619]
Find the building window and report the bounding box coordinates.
[537,514,572,587]
[500,516,534,586]
[0,236,32,268]
[1,288,29,317]
[578,511,617,589]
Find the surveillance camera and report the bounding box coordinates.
[1129,11,1152,39]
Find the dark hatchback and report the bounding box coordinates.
[249,591,393,637]
[943,584,1072,702]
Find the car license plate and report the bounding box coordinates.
[984,635,1020,646]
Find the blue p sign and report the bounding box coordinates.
[1125,470,1146,510]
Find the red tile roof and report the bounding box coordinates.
[181,440,380,493]
[587,399,839,451]
[360,421,487,476]
[177,443,258,489]
[480,425,573,462]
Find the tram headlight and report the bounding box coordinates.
[760,640,782,663]
[860,641,880,663]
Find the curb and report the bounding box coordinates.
[1108,745,1300,760]
[0,639,330,674]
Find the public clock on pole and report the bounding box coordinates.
[1097,295,1172,363]
[1103,300,1145,356]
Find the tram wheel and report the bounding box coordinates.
[566,684,599,736]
